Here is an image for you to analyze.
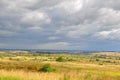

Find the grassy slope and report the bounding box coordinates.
[0,51,119,80]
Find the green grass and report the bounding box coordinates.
[39,64,56,72]
[0,75,25,80]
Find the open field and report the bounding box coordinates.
[0,51,120,80]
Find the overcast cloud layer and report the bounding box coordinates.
[0,0,120,51]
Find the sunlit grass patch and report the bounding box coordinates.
[83,69,120,78]
[0,75,25,80]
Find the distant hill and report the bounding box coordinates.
[93,52,120,56]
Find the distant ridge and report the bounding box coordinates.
[0,48,119,53]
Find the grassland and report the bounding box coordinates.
[0,51,120,80]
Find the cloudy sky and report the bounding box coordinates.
[0,0,120,51]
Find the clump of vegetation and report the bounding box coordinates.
[99,63,103,65]
[38,64,56,72]
[56,56,65,62]
[96,59,100,61]
[63,75,70,80]
[0,51,120,80]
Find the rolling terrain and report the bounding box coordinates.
[0,50,119,80]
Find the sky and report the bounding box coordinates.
[0,0,120,51]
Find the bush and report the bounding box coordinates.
[96,59,99,61]
[56,57,65,62]
[38,64,56,72]
[99,63,103,65]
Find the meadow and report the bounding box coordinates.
[0,50,119,80]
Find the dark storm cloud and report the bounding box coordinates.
[0,0,120,50]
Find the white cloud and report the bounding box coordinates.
[21,11,51,25]
[56,23,99,38]
[98,8,120,26]
[28,26,42,31]
[7,0,37,9]
[35,42,70,49]
[96,28,120,39]
[54,0,83,14]
[48,36,59,40]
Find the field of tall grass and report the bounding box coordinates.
[0,51,119,80]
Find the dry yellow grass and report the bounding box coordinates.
[94,52,120,56]
[0,51,6,54]
[0,51,119,80]
[0,61,120,80]
[0,69,62,80]
[0,68,119,80]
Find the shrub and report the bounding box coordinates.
[38,64,56,72]
[99,63,103,65]
[56,57,65,62]
[68,58,75,61]
[96,59,99,61]
[105,60,111,63]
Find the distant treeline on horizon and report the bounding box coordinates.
[0,48,119,53]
